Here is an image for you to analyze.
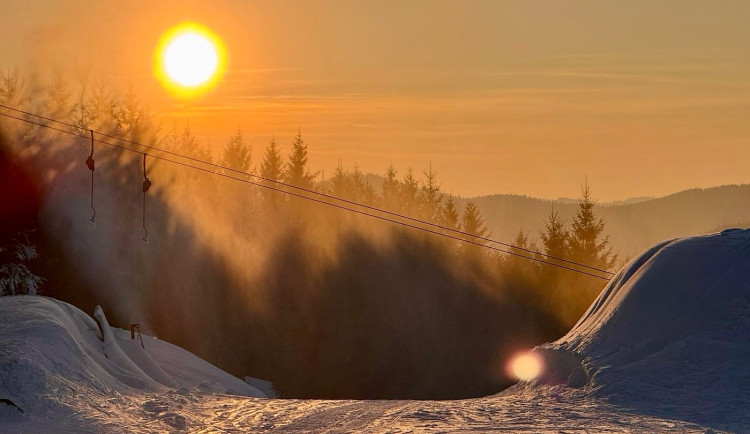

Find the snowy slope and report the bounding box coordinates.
[2,229,749,432]
[0,296,266,431]
[535,228,750,430]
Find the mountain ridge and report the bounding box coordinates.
[460,184,750,258]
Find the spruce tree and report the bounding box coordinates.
[0,67,26,109]
[114,84,145,139]
[87,77,117,131]
[259,137,285,206]
[507,229,541,274]
[441,195,460,230]
[284,128,316,189]
[540,207,568,261]
[461,200,488,239]
[222,129,252,172]
[0,234,44,296]
[329,159,350,198]
[568,181,617,270]
[401,168,420,216]
[421,163,443,223]
[260,137,284,182]
[381,163,400,211]
[540,206,569,280]
[179,124,198,155]
[163,124,180,152]
[351,164,376,205]
[45,67,71,120]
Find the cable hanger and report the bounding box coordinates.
[85,129,96,222]
[141,154,151,242]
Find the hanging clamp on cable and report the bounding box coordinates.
[142,154,151,242]
[130,324,145,349]
[86,129,96,222]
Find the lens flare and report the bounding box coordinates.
[155,23,226,97]
[508,352,543,381]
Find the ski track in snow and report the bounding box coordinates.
[3,387,707,432]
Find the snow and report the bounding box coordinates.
[535,227,750,430]
[2,229,749,432]
[0,296,266,432]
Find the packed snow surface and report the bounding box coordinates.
[2,229,749,432]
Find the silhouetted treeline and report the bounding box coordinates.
[0,69,613,399]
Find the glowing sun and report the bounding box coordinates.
[509,352,543,381]
[156,23,225,95]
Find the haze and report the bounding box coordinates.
[3,0,750,200]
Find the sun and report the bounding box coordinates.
[165,32,217,86]
[156,23,226,95]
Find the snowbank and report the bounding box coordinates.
[534,228,750,430]
[0,296,266,422]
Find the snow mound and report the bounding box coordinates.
[535,228,750,429]
[0,296,266,420]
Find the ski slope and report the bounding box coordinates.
[2,229,749,432]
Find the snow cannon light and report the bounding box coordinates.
[508,351,543,382]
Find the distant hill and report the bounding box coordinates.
[555,196,655,206]
[354,174,748,259]
[460,185,750,259]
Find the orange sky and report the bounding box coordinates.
[3,0,750,200]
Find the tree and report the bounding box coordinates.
[260,137,284,182]
[460,200,489,260]
[0,67,26,108]
[421,163,443,223]
[113,83,157,142]
[381,163,400,211]
[222,129,252,172]
[461,200,488,239]
[0,233,43,296]
[329,159,350,198]
[504,229,541,277]
[1,68,33,140]
[568,181,617,271]
[351,164,376,205]
[87,77,118,131]
[259,137,285,207]
[284,128,316,189]
[179,125,213,162]
[440,195,460,230]
[45,67,72,120]
[401,168,420,216]
[163,123,180,152]
[539,206,569,269]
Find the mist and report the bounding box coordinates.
[0,75,576,399]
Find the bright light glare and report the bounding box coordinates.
[155,23,226,96]
[509,352,542,381]
[164,33,218,87]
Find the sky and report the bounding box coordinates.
[2,0,750,201]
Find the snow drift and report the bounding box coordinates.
[535,228,750,429]
[0,296,267,423]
